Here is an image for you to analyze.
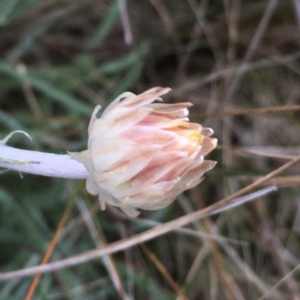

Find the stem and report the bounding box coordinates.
[0,145,88,179]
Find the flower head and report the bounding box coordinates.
[69,87,217,217]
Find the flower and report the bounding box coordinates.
[69,87,217,217]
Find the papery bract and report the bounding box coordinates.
[69,87,217,217]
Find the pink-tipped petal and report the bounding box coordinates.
[201,127,214,137]
[91,140,135,171]
[102,92,135,116]
[121,125,178,146]
[88,105,101,134]
[97,146,161,188]
[120,206,140,217]
[121,87,171,108]
[91,107,151,138]
[130,151,188,187]
[199,137,218,156]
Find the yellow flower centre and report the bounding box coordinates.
[167,121,204,145]
[182,129,203,144]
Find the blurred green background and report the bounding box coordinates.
[1,0,300,299]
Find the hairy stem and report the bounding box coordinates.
[0,145,88,179]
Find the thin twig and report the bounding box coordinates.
[197,104,300,119]
[117,0,133,45]
[218,145,300,160]
[175,51,300,94]
[222,0,279,104]
[77,198,128,300]
[24,191,76,300]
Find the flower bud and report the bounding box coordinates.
[69,87,217,217]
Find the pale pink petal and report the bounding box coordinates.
[141,86,171,96]
[167,177,205,199]
[111,180,177,204]
[121,126,178,146]
[91,139,135,171]
[98,187,122,206]
[90,107,151,138]
[138,184,181,208]
[161,137,200,154]
[86,176,99,195]
[69,150,94,174]
[201,127,214,137]
[137,113,178,128]
[138,113,195,129]
[105,87,170,113]
[186,122,202,131]
[120,87,171,108]
[161,152,204,182]
[120,206,140,217]
[148,102,193,118]
[68,151,83,164]
[142,196,176,210]
[199,137,218,156]
[130,151,188,187]
[96,146,161,188]
[173,147,204,175]
[88,105,102,135]
[102,92,135,116]
[177,160,217,190]
[164,160,216,197]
